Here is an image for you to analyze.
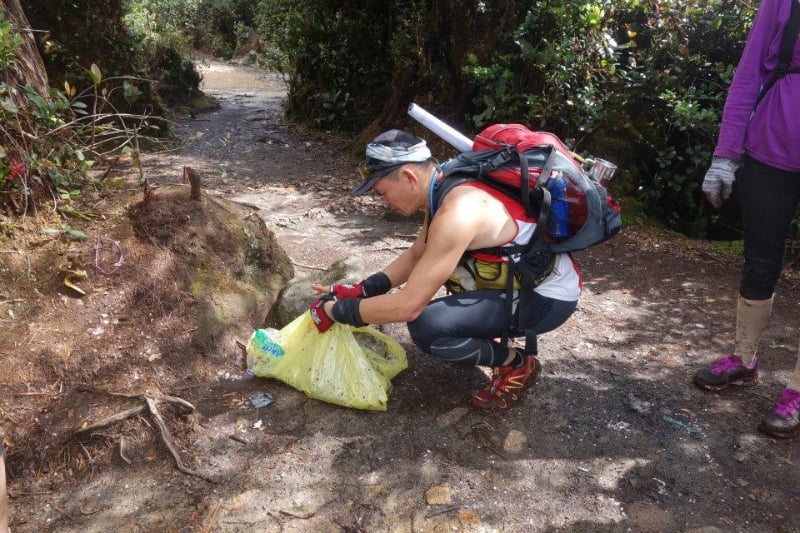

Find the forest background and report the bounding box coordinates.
[0,0,768,240]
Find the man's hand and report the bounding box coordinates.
[312,272,392,299]
[702,157,738,209]
[311,282,362,298]
[309,294,336,333]
[329,283,364,299]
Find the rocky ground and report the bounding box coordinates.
[0,57,799,532]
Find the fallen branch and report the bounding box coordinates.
[97,156,120,183]
[368,246,406,253]
[76,406,146,433]
[425,506,459,519]
[229,434,249,445]
[279,508,315,519]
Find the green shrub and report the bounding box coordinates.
[143,44,203,106]
[254,0,397,131]
[253,0,755,237]
[193,0,256,58]
[0,14,161,220]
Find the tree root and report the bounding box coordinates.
[76,405,146,433]
[76,387,220,483]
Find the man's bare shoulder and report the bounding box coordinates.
[437,182,503,213]
[430,183,517,249]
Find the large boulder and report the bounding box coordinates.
[128,183,294,354]
[269,255,364,328]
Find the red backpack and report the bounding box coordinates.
[431,123,622,350]
[432,123,621,254]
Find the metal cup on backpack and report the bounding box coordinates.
[588,158,618,186]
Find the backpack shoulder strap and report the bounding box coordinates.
[428,148,519,218]
[758,0,800,105]
[428,171,473,219]
[423,166,473,244]
[779,0,800,64]
[780,0,800,69]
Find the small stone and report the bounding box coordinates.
[438,407,469,426]
[425,483,452,505]
[681,281,706,292]
[458,509,481,528]
[503,429,527,454]
[628,394,652,414]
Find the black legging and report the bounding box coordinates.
[738,155,800,300]
[407,289,577,367]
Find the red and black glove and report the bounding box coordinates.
[329,283,365,299]
[329,272,392,299]
[309,293,336,333]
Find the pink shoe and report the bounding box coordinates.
[693,354,758,391]
[758,388,800,439]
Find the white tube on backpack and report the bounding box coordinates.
[407,103,473,153]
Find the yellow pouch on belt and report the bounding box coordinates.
[446,258,521,292]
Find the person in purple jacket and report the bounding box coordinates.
[695,0,800,439]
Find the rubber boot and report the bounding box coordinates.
[734,296,773,366]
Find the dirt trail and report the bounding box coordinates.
[3,58,799,533]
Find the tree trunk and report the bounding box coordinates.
[0,0,50,105]
[374,0,523,139]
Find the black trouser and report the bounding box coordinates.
[407,289,577,367]
[738,155,800,300]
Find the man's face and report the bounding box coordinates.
[372,168,417,216]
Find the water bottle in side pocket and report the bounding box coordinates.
[547,175,569,239]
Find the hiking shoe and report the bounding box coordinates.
[693,354,758,391]
[469,354,540,411]
[758,388,800,439]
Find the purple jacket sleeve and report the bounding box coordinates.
[714,0,789,161]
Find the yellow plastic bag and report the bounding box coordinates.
[246,313,408,411]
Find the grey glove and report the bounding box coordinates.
[702,157,739,209]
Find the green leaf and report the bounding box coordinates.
[89,63,102,85]
[122,81,142,106]
[1,97,18,113]
[64,228,88,239]
[27,92,47,109]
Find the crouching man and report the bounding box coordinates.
[310,130,581,410]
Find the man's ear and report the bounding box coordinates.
[401,166,420,189]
